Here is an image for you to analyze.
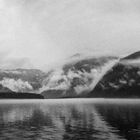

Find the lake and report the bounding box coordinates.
[0,99,140,140]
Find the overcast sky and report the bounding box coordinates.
[0,0,140,70]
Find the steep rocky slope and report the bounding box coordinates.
[90,52,140,98]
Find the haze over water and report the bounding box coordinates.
[0,99,140,140]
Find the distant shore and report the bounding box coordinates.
[0,92,44,99]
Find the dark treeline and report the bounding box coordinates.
[0,92,44,99]
[88,85,140,98]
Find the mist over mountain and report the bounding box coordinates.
[91,51,140,98]
[40,54,118,98]
[0,69,47,93]
[0,51,140,98]
[122,51,140,60]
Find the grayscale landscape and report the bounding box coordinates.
[0,0,140,139]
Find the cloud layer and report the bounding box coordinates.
[0,0,140,69]
[40,57,118,95]
[0,78,33,92]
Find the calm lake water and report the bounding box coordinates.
[0,99,140,140]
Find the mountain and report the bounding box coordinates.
[122,51,140,60]
[90,51,140,98]
[0,69,46,99]
[40,55,118,98]
[0,51,140,99]
[0,55,118,99]
[0,69,47,93]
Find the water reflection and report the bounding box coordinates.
[95,103,140,140]
[0,99,140,140]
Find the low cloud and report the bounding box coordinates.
[0,78,33,92]
[40,59,118,95]
[120,59,140,66]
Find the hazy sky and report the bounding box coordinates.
[0,0,140,70]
